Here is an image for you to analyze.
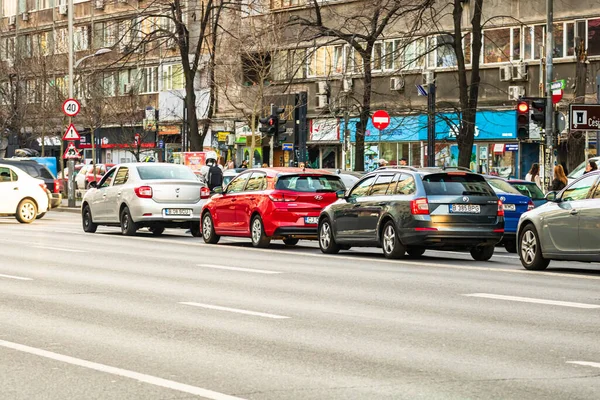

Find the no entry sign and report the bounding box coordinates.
[372,110,390,130]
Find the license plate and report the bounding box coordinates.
[164,208,192,216]
[503,204,516,211]
[450,204,481,213]
[304,216,319,225]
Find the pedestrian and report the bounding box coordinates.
[377,159,388,169]
[585,160,598,173]
[239,160,248,169]
[526,163,542,190]
[200,151,223,191]
[225,160,235,170]
[399,158,407,166]
[261,163,268,168]
[550,164,568,191]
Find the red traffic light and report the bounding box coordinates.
[517,102,529,113]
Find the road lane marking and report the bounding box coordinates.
[0,273,33,281]
[32,245,86,253]
[567,361,600,369]
[197,264,282,274]
[464,293,600,309]
[0,339,245,400]
[179,302,290,319]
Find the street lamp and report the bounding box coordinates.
[74,48,113,69]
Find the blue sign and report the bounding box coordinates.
[158,140,164,149]
[282,142,293,151]
[341,115,425,143]
[505,143,519,151]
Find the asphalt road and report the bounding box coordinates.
[1,211,600,399]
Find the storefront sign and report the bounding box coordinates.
[310,119,339,142]
[341,115,423,143]
[505,143,519,151]
[217,131,229,142]
[158,125,180,135]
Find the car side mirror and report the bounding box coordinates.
[89,181,97,189]
[545,191,559,202]
[336,189,345,199]
[213,186,223,194]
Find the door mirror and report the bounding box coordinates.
[89,181,98,189]
[545,191,559,202]
[336,189,345,199]
[213,186,223,194]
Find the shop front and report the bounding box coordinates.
[307,119,340,169]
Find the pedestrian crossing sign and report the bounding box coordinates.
[63,142,81,159]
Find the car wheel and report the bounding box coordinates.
[202,212,220,244]
[148,226,165,236]
[504,240,517,254]
[519,225,550,270]
[120,207,138,236]
[318,218,340,254]
[470,245,495,261]
[406,247,426,258]
[16,199,37,224]
[381,221,405,259]
[81,205,98,233]
[250,215,271,248]
[190,223,202,237]
[36,212,46,220]
[339,245,351,251]
[283,238,299,246]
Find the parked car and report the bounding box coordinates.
[0,158,61,210]
[567,157,600,183]
[518,171,600,270]
[222,168,246,187]
[322,169,363,189]
[507,179,546,208]
[76,163,115,190]
[0,163,49,223]
[318,167,505,261]
[201,168,344,247]
[81,163,209,236]
[484,176,534,253]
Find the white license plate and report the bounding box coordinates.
[304,216,319,225]
[503,204,516,211]
[451,204,481,214]
[164,208,192,216]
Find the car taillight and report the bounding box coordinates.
[134,186,153,198]
[53,179,60,193]
[201,187,210,199]
[497,199,505,217]
[410,198,429,215]
[268,192,298,202]
[527,200,535,211]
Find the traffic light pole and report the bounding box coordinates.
[269,104,276,167]
[544,0,554,189]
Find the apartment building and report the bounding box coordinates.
[215,0,600,177]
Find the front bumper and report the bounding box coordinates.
[48,193,62,209]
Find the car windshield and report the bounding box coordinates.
[568,159,597,179]
[486,178,522,195]
[510,182,545,200]
[275,175,344,192]
[422,173,495,196]
[137,165,197,181]
[338,174,359,189]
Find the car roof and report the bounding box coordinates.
[246,167,335,177]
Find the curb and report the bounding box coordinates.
[51,207,81,214]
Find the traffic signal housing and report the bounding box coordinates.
[259,116,277,137]
[516,100,530,139]
[530,99,546,128]
[275,106,287,138]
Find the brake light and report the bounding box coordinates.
[497,199,504,217]
[410,198,429,215]
[201,187,210,199]
[527,200,535,211]
[269,193,298,202]
[53,179,60,193]
[134,186,153,198]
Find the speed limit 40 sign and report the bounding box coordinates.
[62,99,81,117]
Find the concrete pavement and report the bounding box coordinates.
[1,212,600,399]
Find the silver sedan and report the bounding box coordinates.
[81,163,209,236]
[517,170,600,270]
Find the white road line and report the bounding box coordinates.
[197,264,282,274]
[0,273,33,281]
[0,339,245,400]
[567,361,600,369]
[464,293,600,309]
[32,245,86,253]
[179,302,290,319]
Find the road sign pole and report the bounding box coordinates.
[544,0,554,190]
[427,83,436,167]
[596,73,600,152]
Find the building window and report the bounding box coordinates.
[161,64,184,91]
[523,25,545,60]
[463,33,472,64]
[39,0,52,10]
[3,0,16,16]
[102,73,116,97]
[587,18,600,56]
[483,28,511,63]
[140,67,159,93]
[372,42,382,71]
[403,38,425,70]
[101,21,118,48]
[431,34,456,67]
[55,28,68,54]
[74,25,90,52]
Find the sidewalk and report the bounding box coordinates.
[52,197,82,214]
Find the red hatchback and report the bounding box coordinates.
[201,168,345,247]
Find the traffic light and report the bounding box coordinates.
[275,106,287,138]
[259,116,277,137]
[516,100,530,139]
[531,99,546,128]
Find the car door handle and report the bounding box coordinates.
[570,209,579,215]
[13,187,18,190]
[117,192,122,196]
[377,202,386,206]
[102,193,107,197]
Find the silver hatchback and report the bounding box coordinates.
[81,163,209,236]
[517,171,600,270]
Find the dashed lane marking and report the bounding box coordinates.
[0,273,33,281]
[464,293,600,309]
[197,264,282,274]
[179,302,290,319]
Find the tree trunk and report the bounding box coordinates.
[567,36,588,172]
[187,81,202,151]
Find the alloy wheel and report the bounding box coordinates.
[521,230,537,265]
[252,218,262,244]
[383,224,396,254]
[320,222,331,249]
[202,214,212,240]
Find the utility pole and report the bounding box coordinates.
[269,103,276,167]
[427,82,436,167]
[544,0,554,189]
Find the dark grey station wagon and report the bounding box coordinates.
[318,167,505,261]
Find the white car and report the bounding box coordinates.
[0,163,49,223]
[81,163,209,236]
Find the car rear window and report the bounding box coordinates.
[422,173,495,196]
[275,175,344,192]
[40,167,55,179]
[137,165,197,181]
[486,178,522,195]
[511,182,545,200]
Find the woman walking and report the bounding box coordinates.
[526,163,542,190]
[550,164,568,191]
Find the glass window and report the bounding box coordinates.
[384,41,394,70]
[98,168,116,188]
[566,22,575,57]
[373,42,382,70]
[275,175,344,192]
[40,167,55,179]
[511,182,545,200]
[553,23,564,58]
[137,165,196,180]
[588,18,600,56]
[486,178,521,195]
[0,167,14,182]
[463,33,472,64]
[245,173,267,191]
[140,67,159,94]
[512,28,521,60]
[436,34,456,67]
[227,173,250,193]
[562,175,598,201]
[484,28,510,63]
[423,173,495,196]
[370,174,394,196]
[394,174,416,195]
[113,167,129,186]
[524,25,545,60]
[349,176,376,197]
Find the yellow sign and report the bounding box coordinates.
[217,131,229,142]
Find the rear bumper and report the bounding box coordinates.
[272,226,318,238]
[401,227,504,249]
[129,199,206,223]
